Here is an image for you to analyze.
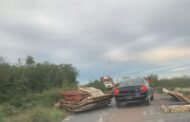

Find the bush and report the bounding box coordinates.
[0,109,6,122]
[151,76,190,92]
[0,56,79,122]
[0,56,79,104]
[0,89,69,122]
[61,81,78,90]
[4,88,60,108]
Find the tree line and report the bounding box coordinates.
[0,56,78,103]
[148,74,190,92]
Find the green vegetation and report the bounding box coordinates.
[149,75,190,93]
[0,56,78,122]
[1,105,67,122]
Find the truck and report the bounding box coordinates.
[100,76,114,89]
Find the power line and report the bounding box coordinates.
[116,63,190,77]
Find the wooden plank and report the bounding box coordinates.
[60,95,112,109]
[162,88,190,104]
[161,104,190,113]
[58,87,113,112]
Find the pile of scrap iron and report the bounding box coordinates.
[161,88,190,113]
[57,87,113,112]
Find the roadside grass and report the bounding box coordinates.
[0,88,69,122]
[4,106,67,122]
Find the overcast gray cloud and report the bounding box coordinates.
[0,0,190,83]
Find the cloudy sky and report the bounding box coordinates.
[0,0,190,83]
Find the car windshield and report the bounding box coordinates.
[119,78,144,87]
[104,81,111,84]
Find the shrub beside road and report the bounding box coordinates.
[0,56,78,122]
[150,75,190,93]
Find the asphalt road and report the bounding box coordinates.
[63,94,190,122]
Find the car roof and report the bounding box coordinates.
[122,77,145,82]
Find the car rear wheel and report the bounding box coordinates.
[150,93,154,101]
[116,102,122,107]
[145,96,151,105]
